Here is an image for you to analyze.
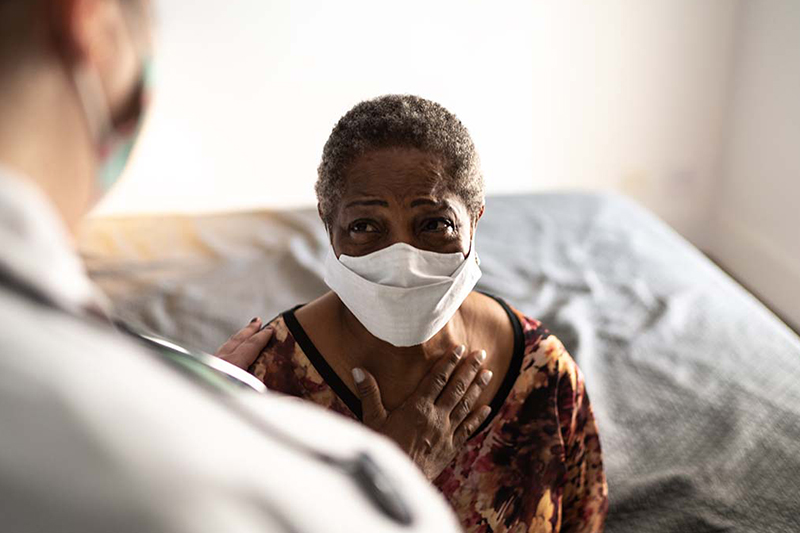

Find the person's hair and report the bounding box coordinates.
[316,94,485,224]
[0,1,30,57]
[0,0,142,59]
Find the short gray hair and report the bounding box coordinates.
[316,94,485,224]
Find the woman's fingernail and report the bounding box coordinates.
[352,368,365,384]
[250,317,260,324]
[478,350,487,363]
[455,345,466,358]
[481,370,494,385]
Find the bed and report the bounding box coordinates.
[80,192,800,532]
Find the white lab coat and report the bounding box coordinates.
[0,166,462,533]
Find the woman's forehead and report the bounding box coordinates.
[342,147,449,198]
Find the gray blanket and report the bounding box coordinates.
[83,193,800,532]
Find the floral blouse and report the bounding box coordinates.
[249,296,608,532]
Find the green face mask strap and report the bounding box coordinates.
[97,56,154,192]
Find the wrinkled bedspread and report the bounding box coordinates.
[80,193,800,533]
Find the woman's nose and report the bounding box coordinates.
[385,228,418,249]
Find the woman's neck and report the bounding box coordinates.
[294,291,513,415]
[336,295,472,409]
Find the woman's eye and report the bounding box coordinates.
[349,220,380,233]
[422,218,455,232]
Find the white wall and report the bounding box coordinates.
[93,0,740,244]
[527,0,738,240]
[703,0,800,327]
[94,0,539,214]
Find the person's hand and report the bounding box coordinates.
[352,346,494,481]
[215,317,274,370]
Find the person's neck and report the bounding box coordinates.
[0,60,95,236]
[337,297,471,406]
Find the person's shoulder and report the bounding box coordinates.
[497,301,581,387]
[0,289,146,372]
[248,311,300,376]
[249,306,342,402]
[467,293,578,386]
[263,312,294,342]
[464,291,517,342]
[236,393,464,531]
[0,294,463,533]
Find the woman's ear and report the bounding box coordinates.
[470,204,485,238]
[318,203,334,243]
[317,203,330,231]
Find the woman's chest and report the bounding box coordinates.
[434,404,568,533]
[266,345,568,531]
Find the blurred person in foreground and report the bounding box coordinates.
[0,1,468,531]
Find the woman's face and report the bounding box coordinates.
[328,147,479,258]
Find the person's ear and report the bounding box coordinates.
[317,203,330,231]
[318,203,336,244]
[470,204,485,239]
[49,0,110,66]
[53,0,143,114]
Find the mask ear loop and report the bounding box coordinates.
[71,62,115,151]
[466,220,480,264]
[466,201,486,262]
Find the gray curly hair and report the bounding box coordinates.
[316,94,485,224]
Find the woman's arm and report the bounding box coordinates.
[558,355,609,533]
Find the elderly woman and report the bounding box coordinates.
[242,95,608,532]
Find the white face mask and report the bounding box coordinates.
[323,242,482,347]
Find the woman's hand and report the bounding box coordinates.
[352,346,494,481]
[215,317,274,370]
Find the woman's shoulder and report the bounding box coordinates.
[250,309,362,419]
[466,292,576,377]
[497,300,584,394]
[251,313,293,355]
[248,312,325,396]
[494,303,596,445]
[248,313,293,379]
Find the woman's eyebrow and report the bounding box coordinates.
[410,198,447,208]
[344,199,389,209]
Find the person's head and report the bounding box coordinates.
[316,95,485,259]
[0,0,153,229]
